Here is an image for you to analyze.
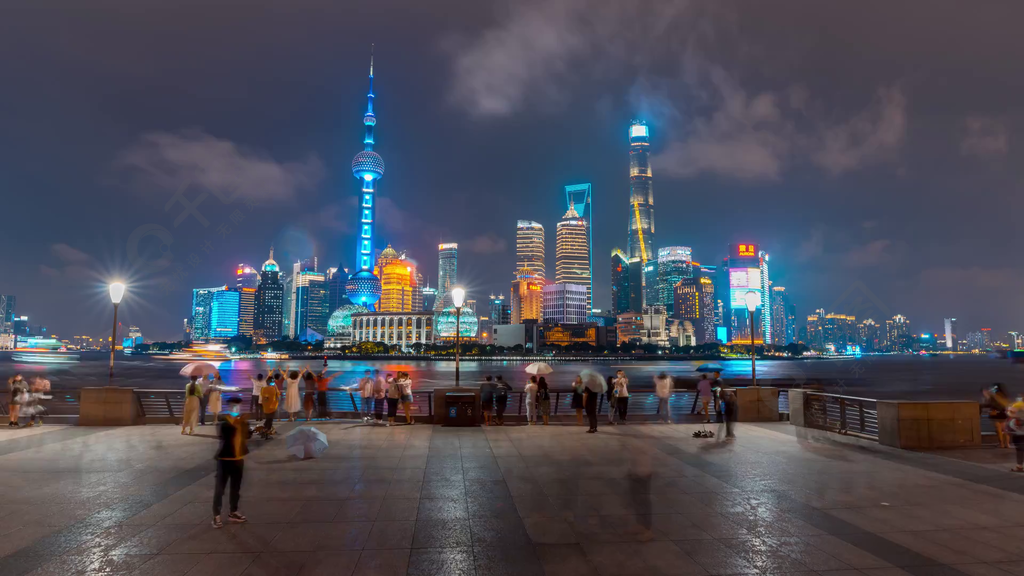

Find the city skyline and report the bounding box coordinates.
[2,3,1022,341]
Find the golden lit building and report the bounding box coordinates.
[376,245,418,313]
[511,267,543,324]
[555,202,591,312]
[516,220,545,279]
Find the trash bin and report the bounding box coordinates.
[444,392,477,427]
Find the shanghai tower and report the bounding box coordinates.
[627,120,654,265]
[345,47,385,310]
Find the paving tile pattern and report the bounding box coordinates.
[0,422,1021,575]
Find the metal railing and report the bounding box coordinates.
[0,391,82,421]
[802,392,878,439]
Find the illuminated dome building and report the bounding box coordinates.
[380,259,417,313]
[434,306,479,339]
[345,46,384,310]
[327,304,369,336]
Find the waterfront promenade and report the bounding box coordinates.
[0,421,1021,576]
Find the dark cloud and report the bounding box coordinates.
[961,116,1010,159]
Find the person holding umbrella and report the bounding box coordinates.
[580,370,605,433]
[182,375,203,435]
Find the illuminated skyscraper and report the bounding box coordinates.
[770,286,789,345]
[759,250,771,343]
[516,221,545,279]
[565,183,593,295]
[346,47,384,310]
[627,257,644,314]
[191,286,221,340]
[627,121,655,305]
[489,294,511,324]
[543,283,588,324]
[254,248,283,343]
[421,282,438,312]
[674,276,716,343]
[610,249,630,315]
[511,267,543,324]
[716,243,768,343]
[435,243,458,311]
[555,202,591,312]
[327,265,351,315]
[0,295,15,333]
[378,245,418,312]
[210,289,240,339]
[656,246,692,315]
[944,318,958,351]
[412,271,425,312]
[292,261,327,338]
[235,264,258,337]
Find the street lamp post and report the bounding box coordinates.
[744,290,759,387]
[108,282,126,382]
[452,287,465,388]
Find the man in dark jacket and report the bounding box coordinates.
[212,397,250,528]
[493,376,513,426]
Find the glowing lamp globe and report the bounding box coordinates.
[351,151,385,181]
[345,270,382,308]
[452,287,466,308]
[109,282,126,304]
[744,290,759,313]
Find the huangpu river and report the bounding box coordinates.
[1,352,1022,401]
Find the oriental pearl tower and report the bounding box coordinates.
[345,46,385,310]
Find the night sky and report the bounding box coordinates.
[2,1,1021,342]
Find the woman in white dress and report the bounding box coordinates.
[284,370,302,421]
[181,376,203,435]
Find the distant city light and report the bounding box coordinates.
[630,124,648,138]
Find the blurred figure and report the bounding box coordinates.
[357,370,373,423]
[494,375,512,426]
[654,372,673,424]
[606,375,617,425]
[571,375,585,426]
[581,370,604,433]
[537,377,551,425]
[722,390,737,440]
[480,376,495,426]
[613,370,630,424]
[207,373,225,424]
[23,376,50,427]
[983,384,1010,449]
[249,373,265,421]
[284,369,302,422]
[386,373,401,426]
[372,373,388,424]
[7,374,25,428]
[524,376,538,425]
[398,371,414,424]
[316,370,338,420]
[211,397,249,529]
[302,370,317,421]
[696,374,713,423]
[181,375,203,435]
[260,372,280,437]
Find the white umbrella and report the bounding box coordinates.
[525,362,554,375]
[179,362,219,378]
[285,427,329,459]
[580,370,606,394]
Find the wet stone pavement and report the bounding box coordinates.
[0,420,1023,576]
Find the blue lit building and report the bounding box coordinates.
[210,289,240,338]
[345,47,385,310]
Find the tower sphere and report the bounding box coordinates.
[352,151,384,181]
[345,269,382,307]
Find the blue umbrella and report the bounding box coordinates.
[695,363,724,373]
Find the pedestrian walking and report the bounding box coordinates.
[199,377,209,427]
[524,376,538,425]
[386,373,401,426]
[696,374,713,423]
[182,375,203,435]
[655,372,673,424]
[249,373,265,421]
[571,375,585,426]
[259,374,280,437]
[212,397,249,529]
[983,384,1010,449]
[398,371,414,424]
[537,376,551,425]
[372,374,387,424]
[7,374,25,428]
[613,370,630,424]
[606,376,617,425]
[494,375,512,426]
[480,376,495,426]
[284,370,302,422]
[581,370,604,433]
